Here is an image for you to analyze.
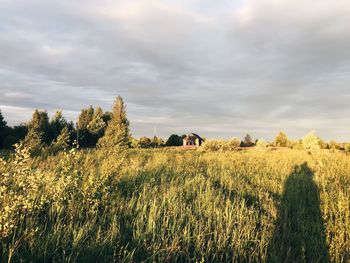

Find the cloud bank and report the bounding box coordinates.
[1,0,350,140]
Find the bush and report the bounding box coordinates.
[255,139,268,150]
[222,138,241,151]
[344,144,350,153]
[329,140,341,150]
[201,139,241,152]
[301,131,321,151]
[274,132,289,147]
[138,136,152,148]
[200,140,223,151]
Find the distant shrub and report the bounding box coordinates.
[131,136,165,148]
[255,139,268,150]
[222,138,241,151]
[344,144,350,153]
[201,139,241,152]
[287,140,297,149]
[138,136,152,148]
[301,131,321,151]
[329,140,341,150]
[318,139,328,149]
[200,140,223,151]
[274,132,289,147]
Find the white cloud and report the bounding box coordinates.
[1,0,350,140]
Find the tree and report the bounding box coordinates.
[30,110,50,143]
[78,106,95,130]
[51,126,71,153]
[102,111,112,124]
[274,132,289,147]
[3,135,16,149]
[3,124,28,149]
[77,106,95,147]
[0,110,7,148]
[22,128,43,157]
[49,110,67,142]
[243,134,254,147]
[87,107,106,137]
[166,134,182,146]
[98,96,130,149]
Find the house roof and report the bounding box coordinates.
[183,133,204,141]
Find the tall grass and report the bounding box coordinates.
[0,147,349,262]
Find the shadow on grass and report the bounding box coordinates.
[267,162,329,262]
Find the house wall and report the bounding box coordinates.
[195,138,199,147]
[183,135,203,147]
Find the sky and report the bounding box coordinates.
[1,0,350,141]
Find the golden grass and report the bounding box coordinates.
[0,147,349,262]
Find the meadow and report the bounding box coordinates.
[1,146,350,262]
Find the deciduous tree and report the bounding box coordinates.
[274,132,289,147]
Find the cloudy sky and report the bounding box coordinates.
[1,0,350,141]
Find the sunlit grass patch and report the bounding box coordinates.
[1,147,349,262]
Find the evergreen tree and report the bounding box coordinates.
[22,128,43,157]
[243,134,254,147]
[30,110,50,143]
[78,106,95,130]
[102,111,112,125]
[77,106,95,147]
[21,110,52,156]
[0,109,6,130]
[98,96,130,149]
[87,107,106,137]
[51,126,71,153]
[49,110,67,142]
[3,124,28,149]
[0,110,7,148]
[166,134,182,146]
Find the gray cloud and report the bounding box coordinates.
[1,0,350,141]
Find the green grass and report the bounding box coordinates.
[1,148,349,262]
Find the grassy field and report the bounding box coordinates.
[1,147,350,262]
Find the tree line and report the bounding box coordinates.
[0,96,129,156]
[0,96,185,155]
[0,97,348,154]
